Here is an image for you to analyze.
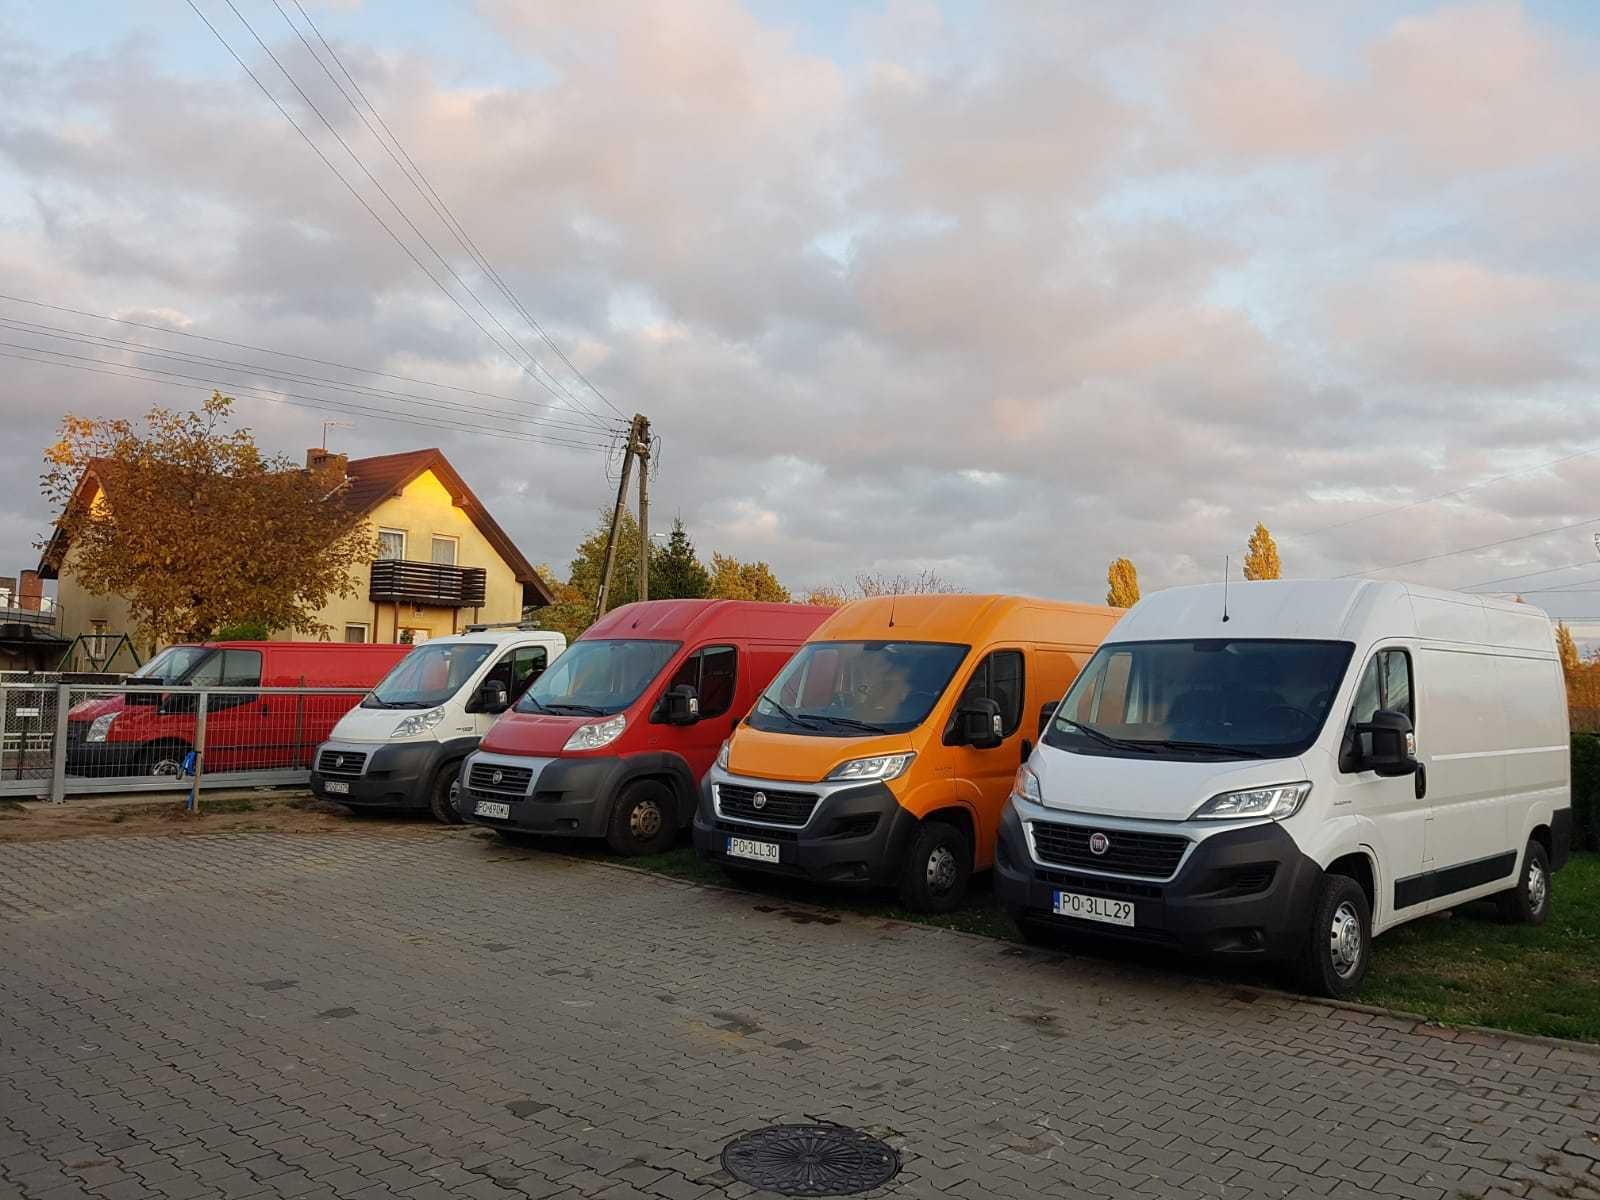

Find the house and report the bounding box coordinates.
[0,568,68,671]
[39,447,554,657]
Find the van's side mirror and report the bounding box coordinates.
[1356,709,1417,776]
[663,684,700,726]
[126,689,161,707]
[470,680,509,714]
[953,697,1004,749]
[1038,699,1060,738]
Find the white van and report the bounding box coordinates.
[995,580,1572,998]
[310,627,567,823]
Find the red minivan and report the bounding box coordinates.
[457,599,829,854]
[65,641,408,777]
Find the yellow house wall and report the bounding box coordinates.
[296,468,525,644]
[51,483,151,663]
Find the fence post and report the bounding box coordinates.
[49,683,69,804]
[190,691,208,814]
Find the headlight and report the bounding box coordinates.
[391,707,446,738]
[716,738,731,771]
[1011,764,1041,804]
[86,713,117,743]
[563,713,626,751]
[825,752,915,783]
[1191,781,1311,821]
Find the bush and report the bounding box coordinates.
[1572,734,1600,852]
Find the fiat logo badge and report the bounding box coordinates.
[334,755,345,768]
[1089,831,1110,856]
[491,769,504,785]
[752,791,768,810]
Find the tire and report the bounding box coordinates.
[1295,873,1372,1000]
[139,744,186,778]
[1497,839,1551,925]
[605,779,677,856]
[896,820,972,913]
[429,760,464,825]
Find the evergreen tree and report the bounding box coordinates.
[649,519,712,599]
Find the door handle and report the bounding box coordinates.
[1414,762,1427,800]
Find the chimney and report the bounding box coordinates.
[306,448,349,474]
[19,569,42,612]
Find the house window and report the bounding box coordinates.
[344,623,369,644]
[90,619,108,660]
[378,529,406,560]
[431,536,458,565]
[399,627,429,645]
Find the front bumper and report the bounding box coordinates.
[692,768,919,887]
[993,799,1323,959]
[64,733,149,778]
[310,739,446,809]
[456,751,621,839]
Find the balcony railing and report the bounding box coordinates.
[0,604,58,630]
[369,559,487,608]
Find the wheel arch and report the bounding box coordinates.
[613,753,699,829]
[921,804,978,868]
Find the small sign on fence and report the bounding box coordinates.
[15,707,40,717]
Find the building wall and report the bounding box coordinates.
[296,468,525,644]
[53,546,147,665]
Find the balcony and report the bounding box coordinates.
[369,559,487,608]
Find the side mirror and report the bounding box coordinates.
[1356,709,1418,777]
[1038,699,1060,738]
[663,684,700,726]
[126,689,161,707]
[472,680,510,714]
[953,697,1004,749]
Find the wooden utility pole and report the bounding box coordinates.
[636,415,651,603]
[593,414,650,621]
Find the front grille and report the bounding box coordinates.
[718,783,818,826]
[1198,863,1277,899]
[469,762,533,795]
[1030,821,1188,879]
[1032,866,1163,900]
[317,749,367,776]
[715,819,799,843]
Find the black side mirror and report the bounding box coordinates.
[663,684,700,726]
[126,689,161,707]
[472,680,510,714]
[952,696,1003,749]
[1038,699,1060,738]
[1356,708,1418,776]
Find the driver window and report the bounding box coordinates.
[949,650,1025,738]
[484,646,549,702]
[666,646,738,719]
[1348,648,1413,760]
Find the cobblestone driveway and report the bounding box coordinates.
[3,831,1599,1200]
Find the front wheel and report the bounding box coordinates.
[897,821,972,913]
[139,744,186,778]
[429,761,463,825]
[1497,839,1551,925]
[605,779,677,856]
[1295,874,1372,999]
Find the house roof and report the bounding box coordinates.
[40,448,554,608]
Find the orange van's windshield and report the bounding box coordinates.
[748,641,968,737]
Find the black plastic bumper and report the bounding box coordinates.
[310,741,448,810]
[993,802,1324,959]
[457,754,628,839]
[692,779,920,887]
[64,735,152,778]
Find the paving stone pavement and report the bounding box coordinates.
[3,831,1599,1200]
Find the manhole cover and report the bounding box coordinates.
[721,1124,900,1196]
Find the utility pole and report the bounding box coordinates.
[636,416,651,603]
[594,414,651,621]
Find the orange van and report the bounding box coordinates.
[693,594,1120,910]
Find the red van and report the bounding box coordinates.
[457,599,830,854]
[65,641,408,777]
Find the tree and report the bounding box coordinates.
[1106,557,1140,607]
[650,518,712,599]
[801,571,959,606]
[709,553,791,602]
[1243,522,1281,581]
[1557,621,1582,675]
[566,508,645,614]
[41,393,376,645]
[800,584,850,608]
[527,565,594,645]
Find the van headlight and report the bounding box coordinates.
[391,707,446,738]
[86,713,117,742]
[716,738,731,771]
[564,713,626,751]
[1191,781,1311,821]
[1011,764,1041,804]
[825,752,915,783]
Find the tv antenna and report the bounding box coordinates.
[321,419,354,449]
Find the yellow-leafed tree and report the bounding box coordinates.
[1557,621,1582,674]
[1243,522,1282,581]
[709,553,790,602]
[1106,557,1140,607]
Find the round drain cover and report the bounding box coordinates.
[721,1124,900,1196]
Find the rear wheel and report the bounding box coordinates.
[429,761,463,825]
[1295,874,1372,999]
[897,821,972,913]
[1497,839,1551,925]
[605,779,677,856]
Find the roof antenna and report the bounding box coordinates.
[888,590,897,629]
[1222,555,1231,624]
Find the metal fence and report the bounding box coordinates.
[0,683,367,802]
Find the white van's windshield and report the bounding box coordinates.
[747,641,970,737]
[1045,638,1354,761]
[517,639,680,716]
[363,643,494,710]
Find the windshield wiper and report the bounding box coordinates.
[519,695,549,713]
[363,696,391,709]
[798,712,891,735]
[758,696,821,730]
[542,702,608,715]
[1132,739,1268,759]
[1055,719,1157,753]
[384,700,435,709]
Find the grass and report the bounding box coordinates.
[549,838,1600,1042]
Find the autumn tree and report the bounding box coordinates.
[709,553,791,602]
[800,584,850,608]
[650,518,712,599]
[41,393,376,645]
[565,509,646,615]
[1106,557,1140,607]
[527,565,594,646]
[1557,621,1582,675]
[800,570,958,607]
[1243,522,1281,581]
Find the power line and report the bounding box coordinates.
[280,0,628,423]
[183,0,611,433]
[1456,561,1600,592]
[1339,516,1600,578]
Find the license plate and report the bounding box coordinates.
[726,836,780,864]
[323,780,349,795]
[1052,890,1135,927]
[475,800,511,820]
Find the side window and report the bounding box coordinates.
[511,647,548,698]
[665,646,739,719]
[1348,648,1413,763]
[222,650,262,687]
[951,650,1025,737]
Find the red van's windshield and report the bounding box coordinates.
[517,639,679,716]
[132,645,209,682]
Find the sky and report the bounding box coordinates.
[4,0,1600,618]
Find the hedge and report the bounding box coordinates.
[1572,734,1600,852]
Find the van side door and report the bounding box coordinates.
[944,647,1026,869]
[654,644,740,780]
